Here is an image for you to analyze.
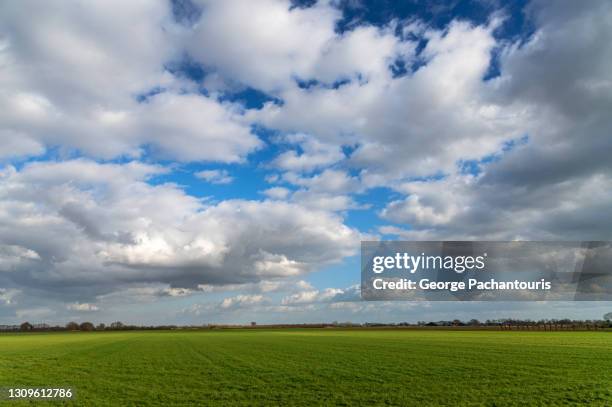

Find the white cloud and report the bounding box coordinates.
[0,288,19,305]
[253,19,523,182]
[0,160,362,302]
[188,0,413,92]
[0,244,40,271]
[271,134,345,173]
[134,94,261,162]
[283,169,360,193]
[196,169,234,184]
[262,187,291,200]
[188,0,338,92]
[219,294,268,310]
[0,1,261,162]
[67,302,99,312]
[253,252,307,277]
[281,285,359,305]
[290,191,362,212]
[280,169,364,211]
[381,177,471,227]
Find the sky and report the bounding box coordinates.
[0,0,611,325]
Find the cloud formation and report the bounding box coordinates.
[0,1,260,162]
[0,160,361,303]
[380,0,612,240]
[195,169,234,185]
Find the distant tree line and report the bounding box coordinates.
[411,318,611,330]
[1,315,610,332]
[0,321,180,332]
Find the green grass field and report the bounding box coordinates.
[0,329,610,406]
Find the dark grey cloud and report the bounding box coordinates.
[381,0,612,242]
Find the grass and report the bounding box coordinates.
[0,329,611,406]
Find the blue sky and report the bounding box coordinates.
[0,0,611,325]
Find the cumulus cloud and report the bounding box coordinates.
[277,169,365,211]
[271,134,345,173]
[195,169,234,184]
[281,285,360,305]
[0,160,362,303]
[0,1,261,162]
[255,18,522,181]
[0,288,19,305]
[67,302,99,312]
[219,294,268,310]
[262,187,292,200]
[380,0,612,241]
[180,283,361,318]
[187,0,335,91]
[188,0,413,92]
[381,176,471,228]
[283,169,360,193]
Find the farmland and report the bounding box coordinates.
[0,329,611,406]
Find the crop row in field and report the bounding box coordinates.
[0,329,610,406]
